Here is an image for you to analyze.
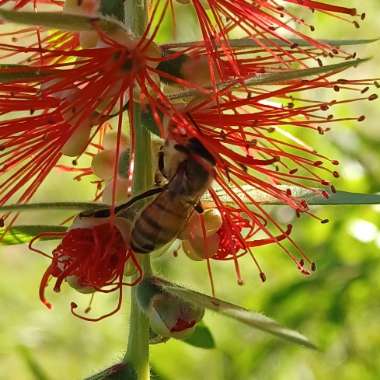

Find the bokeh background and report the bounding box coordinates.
[1,1,380,379]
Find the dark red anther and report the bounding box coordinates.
[259,272,267,282]
[368,94,378,101]
[300,200,308,210]
[320,104,329,111]
[321,191,329,199]
[361,87,369,94]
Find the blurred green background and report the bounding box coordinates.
[1,1,380,379]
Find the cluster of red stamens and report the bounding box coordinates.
[29,221,142,320]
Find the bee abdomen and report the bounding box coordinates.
[131,196,188,254]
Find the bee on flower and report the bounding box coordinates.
[0,0,378,322]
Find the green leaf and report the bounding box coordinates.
[0,225,67,245]
[205,185,380,206]
[152,277,316,349]
[168,59,368,101]
[229,38,379,48]
[241,59,368,87]
[17,345,51,380]
[0,202,107,213]
[0,64,54,83]
[0,9,123,33]
[1,187,378,221]
[180,323,216,349]
[162,37,379,50]
[304,190,380,205]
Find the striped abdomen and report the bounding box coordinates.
[130,190,193,253]
[131,144,214,254]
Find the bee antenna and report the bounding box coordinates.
[115,187,165,214]
[186,112,202,132]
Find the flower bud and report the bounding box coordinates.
[91,150,116,180]
[180,208,223,240]
[61,121,92,157]
[91,148,130,181]
[103,132,129,151]
[149,328,170,345]
[102,178,130,204]
[137,280,205,339]
[182,233,220,261]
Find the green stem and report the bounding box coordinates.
[122,2,152,378]
[0,202,107,213]
[124,103,153,380]
[124,0,148,36]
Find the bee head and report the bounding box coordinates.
[185,138,216,166]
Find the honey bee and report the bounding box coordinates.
[130,137,215,253]
[80,137,215,254]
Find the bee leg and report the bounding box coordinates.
[158,149,165,176]
[79,208,111,218]
[79,187,166,219]
[155,149,166,186]
[194,201,204,214]
[115,186,166,214]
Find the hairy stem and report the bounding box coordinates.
[123,108,153,379]
[123,2,152,379]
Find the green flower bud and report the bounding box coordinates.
[137,279,205,339]
[149,328,170,345]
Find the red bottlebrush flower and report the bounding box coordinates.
[30,217,141,321]
[0,27,165,207]
[0,0,63,9]
[170,0,363,82]
[162,70,378,282]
